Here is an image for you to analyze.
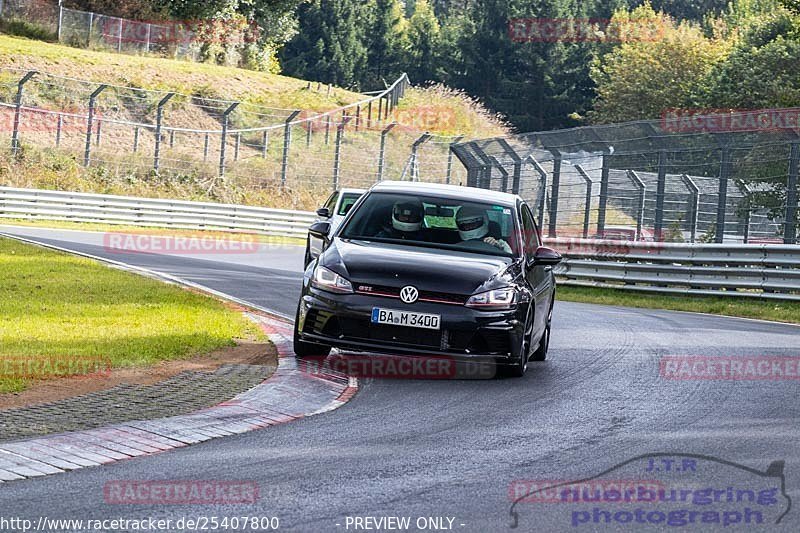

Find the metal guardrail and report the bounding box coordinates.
[2,186,798,301]
[0,186,316,238]
[545,237,800,301]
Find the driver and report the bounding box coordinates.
[456,205,512,253]
[376,199,427,240]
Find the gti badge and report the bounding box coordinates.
[400,286,419,304]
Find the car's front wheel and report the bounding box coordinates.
[293,303,331,357]
[501,309,533,378]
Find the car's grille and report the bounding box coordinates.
[355,284,467,305]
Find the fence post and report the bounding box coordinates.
[145,24,152,53]
[325,115,331,145]
[528,156,548,228]
[680,174,700,243]
[118,18,123,52]
[281,109,301,186]
[355,105,361,132]
[11,71,36,155]
[548,152,562,237]
[446,136,464,184]
[87,12,93,47]
[218,102,239,177]
[785,142,799,244]
[377,98,383,124]
[654,150,668,241]
[153,92,174,173]
[262,130,269,158]
[203,133,209,162]
[333,116,353,190]
[367,101,373,126]
[738,182,752,244]
[83,84,106,167]
[95,119,101,146]
[306,120,313,147]
[377,122,396,182]
[410,133,432,182]
[57,1,64,41]
[55,114,63,147]
[133,126,139,152]
[596,153,611,235]
[234,132,241,161]
[575,164,593,239]
[715,147,731,243]
[626,170,647,241]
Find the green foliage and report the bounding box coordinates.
[0,19,57,42]
[403,0,441,83]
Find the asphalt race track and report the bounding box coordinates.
[1,225,799,532]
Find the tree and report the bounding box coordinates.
[403,0,441,83]
[590,4,730,123]
[363,0,408,87]
[279,0,369,88]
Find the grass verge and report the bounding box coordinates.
[0,236,264,393]
[557,285,800,325]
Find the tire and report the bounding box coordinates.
[530,304,553,362]
[293,303,331,358]
[501,308,533,378]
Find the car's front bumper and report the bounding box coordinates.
[297,288,526,363]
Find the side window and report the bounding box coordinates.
[338,194,361,216]
[323,192,338,214]
[520,204,540,256]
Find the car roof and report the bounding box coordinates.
[369,181,520,207]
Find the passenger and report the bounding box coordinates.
[376,200,427,241]
[456,205,512,253]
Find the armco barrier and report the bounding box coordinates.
[544,237,800,301]
[1,186,798,301]
[0,187,316,238]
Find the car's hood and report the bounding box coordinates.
[322,238,516,295]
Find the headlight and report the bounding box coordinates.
[312,265,353,294]
[465,288,517,310]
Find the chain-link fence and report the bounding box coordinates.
[455,117,800,245]
[0,69,469,206]
[0,0,256,64]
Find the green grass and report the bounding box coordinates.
[0,237,264,393]
[557,285,800,325]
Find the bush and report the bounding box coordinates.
[0,19,57,42]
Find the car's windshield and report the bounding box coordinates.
[339,192,519,257]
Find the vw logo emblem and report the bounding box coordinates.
[400,286,419,304]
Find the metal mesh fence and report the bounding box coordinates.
[454,119,800,244]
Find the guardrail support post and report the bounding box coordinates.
[446,136,464,185]
[83,84,106,167]
[377,123,396,182]
[410,132,432,182]
[627,170,647,241]
[333,116,353,189]
[596,153,611,235]
[528,156,548,228]
[280,110,301,186]
[11,71,36,156]
[716,147,731,243]
[575,164,593,239]
[654,150,667,241]
[680,174,700,243]
[785,142,799,244]
[153,92,174,173]
[548,152,562,237]
[218,102,240,177]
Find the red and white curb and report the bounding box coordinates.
[0,314,358,484]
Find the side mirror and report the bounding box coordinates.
[316,207,331,218]
[529,246,562,267]
[309,221,331,239]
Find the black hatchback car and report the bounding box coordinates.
[293,182,561,377]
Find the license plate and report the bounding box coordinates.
[371,308,441,330]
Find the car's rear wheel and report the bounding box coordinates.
[530,304,553,362]
[293,303,331,357]
[501,309,533,378]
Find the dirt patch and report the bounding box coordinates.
[0,341,277,410]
